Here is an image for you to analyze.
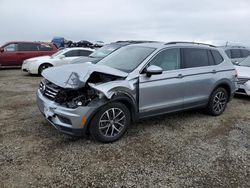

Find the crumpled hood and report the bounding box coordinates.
[42,63,128,89]
[235,65,250,78]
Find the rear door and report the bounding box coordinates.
[17,43,40,65]
[139,48,186,117]
[181,48,218,108]
[0,43,19,66]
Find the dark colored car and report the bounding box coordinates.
[0,41,57,67]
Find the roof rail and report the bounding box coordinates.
[115,40,159,44]
[165,41,216,48]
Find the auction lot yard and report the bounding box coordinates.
[0,69,250,187]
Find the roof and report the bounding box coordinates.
[62,47,95,51]
[127,41,217,49]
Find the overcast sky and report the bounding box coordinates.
[0,0,250,46]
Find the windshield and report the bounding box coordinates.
[89,44,122,58]
[51,48,68,58]
[239,57,250,67]
[97,46,156,72]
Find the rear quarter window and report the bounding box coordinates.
[79,50,92,56]
[39,43,52,51]
[240,49,250,58]
[211,50,224,65]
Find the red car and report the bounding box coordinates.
[0,41,57,67]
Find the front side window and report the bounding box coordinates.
[149,48,180,71]
[239,57,250,67]
[51,48,68,58]
[97,46,156,73]
[64,50,79,57]
[183,48,209,68]
[3,43,17,52]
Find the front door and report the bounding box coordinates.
[0,43,19,66]
[139,48,185,118]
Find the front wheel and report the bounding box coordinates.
[206,87,229,116]
[89,102,131,143]
[38,63,52,75]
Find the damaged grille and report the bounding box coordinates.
[237,78,250,85]
[39,81,59,100]
[39,80,98,108]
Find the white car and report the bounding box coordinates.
[22,47,94,75]
[235,56,250,95]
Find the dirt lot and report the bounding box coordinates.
[0,69,250,187]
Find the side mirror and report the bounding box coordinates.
[234,61,239,65]
[0,48,4,53]
[144,65,163,77]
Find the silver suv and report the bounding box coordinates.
[222,46,250,64]
[37,42,237,143]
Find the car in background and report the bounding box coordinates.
[37,41,237,143]
[222,46,250,63]
[22,47,94,75]
[0,41,57,67]
[71,40,158,65]
[234,56,250,96]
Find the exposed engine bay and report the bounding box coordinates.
[39,72,124,108]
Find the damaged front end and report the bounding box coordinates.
[39,71,127,109]
[37,63,137,135]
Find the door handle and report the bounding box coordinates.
[177,74,183,78]
[212,69,217,74]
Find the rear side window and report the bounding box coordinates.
[79,50,92,56]
[230,49,241,58]
[240,49,250,58]
[18,43,39,51]
[211,50,224,65]
[64,50,79,57]
[182,48,209,68]
[39,44,52,51]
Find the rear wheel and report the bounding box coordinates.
[206,87,229,116]
[89,102,130,143]
[38,63,52,75]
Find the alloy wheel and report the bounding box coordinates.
[98,108,126,138]
[212,91,227,113]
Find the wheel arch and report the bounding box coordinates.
[211,80,233,101]
[38,62,53,74]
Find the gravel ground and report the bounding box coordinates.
[0,69,250,187]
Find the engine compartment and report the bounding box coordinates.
[41,72,124,108]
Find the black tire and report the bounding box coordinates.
[38,63,52,75]
[89,102,131,143]
[206,87,229,116]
